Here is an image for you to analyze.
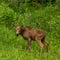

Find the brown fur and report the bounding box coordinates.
[15,26,48,52]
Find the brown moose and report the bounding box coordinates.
[15,26,48,53]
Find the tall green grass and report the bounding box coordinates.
[0,2,60,60]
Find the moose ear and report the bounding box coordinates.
[12,24,16,29]
[21,25,23,27]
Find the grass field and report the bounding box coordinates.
[0,25,60,60]
[0,1,60,60]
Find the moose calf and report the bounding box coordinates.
[15,26,48,53]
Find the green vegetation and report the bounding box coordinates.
[0,0,60,60]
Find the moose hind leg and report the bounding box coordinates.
[36,39,44,53]
[42,40,49,52]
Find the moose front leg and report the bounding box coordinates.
[27,38,31,51]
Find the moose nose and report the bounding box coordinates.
[16,34,19,36]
